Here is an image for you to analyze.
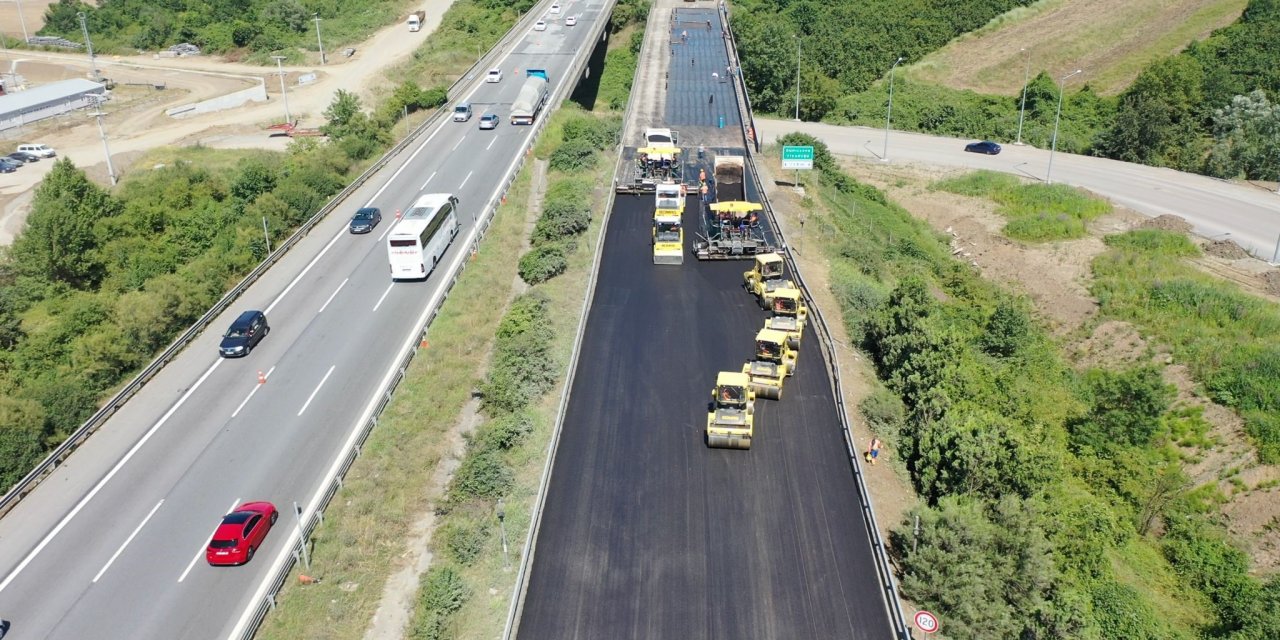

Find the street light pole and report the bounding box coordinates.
[271,55,292,124]
[313,14,326,65]
[497,499,510,571]
[15,0,30,43]
[882,56,904,162]
[87,95,116,185]
[793,36,801,122]
[76,11,98,79]
[1015,47,1030,145]
[1047,68,1082,184]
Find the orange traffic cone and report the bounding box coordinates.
[395,208,403,219]
[257,370,266,384]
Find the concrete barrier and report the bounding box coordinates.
[164,81,268,119]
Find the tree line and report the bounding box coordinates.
[736,0,1280,181]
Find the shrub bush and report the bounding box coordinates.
[518,244,568,285]
[450,451,514,501]
[549,138,598,172]
[475,411,535,451]
[439,519,491,566]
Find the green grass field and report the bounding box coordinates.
[932,170,1112,242]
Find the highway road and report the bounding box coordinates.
[755,119,1280,261]
[0,1,610,638]
[515,7,893,638]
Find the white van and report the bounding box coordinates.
[452,103,472,122]
[17,143,56,158]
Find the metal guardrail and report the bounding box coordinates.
[234,3,610,639]
[715,5,913,639]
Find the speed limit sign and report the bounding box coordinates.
[914,610,940,634]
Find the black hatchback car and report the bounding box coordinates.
[219,310,269,358]
[964,140,1002,155]
[349,207,382,234]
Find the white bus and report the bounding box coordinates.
[387,193,461,280]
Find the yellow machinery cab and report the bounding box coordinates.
[742,359,786,400]
[652,181,684,265]
[706,370,755,449]
[743,252,793,308]
[765,287,807,349]
[755,326,797,375]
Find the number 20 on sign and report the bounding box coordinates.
[914,610,940,634]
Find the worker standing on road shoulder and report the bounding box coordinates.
[865,437,882,465]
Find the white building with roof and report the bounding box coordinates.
[0,78,106,132]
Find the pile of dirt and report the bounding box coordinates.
[1205,239,1250,260]
[1141,214,1193,233]
[1263,270,1280,297]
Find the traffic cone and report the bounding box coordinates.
[420,337,429,348]
[258,370,266,384]
[395,208,403,219]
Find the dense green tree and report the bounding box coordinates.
[1205,89,1280,179]
[1070,366,1174,451]
[0,396,45,491]
[980,298,1032,357]
[1091,57,1205,170]
[8,159,119,289]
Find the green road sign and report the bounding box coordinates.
[781,145,814,170]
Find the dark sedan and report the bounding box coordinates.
[349,207,382,233]
[7,151,39,163]
[964,140,1002,155]
[0,160,17,173]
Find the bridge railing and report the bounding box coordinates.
[717,4,914,639]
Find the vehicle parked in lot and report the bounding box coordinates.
[533,19,547,31]
[206,501,278,566]
[349,207,382,233]
[479,112,500,130]
[964,140,1002,155]
[2,154,25,167]
[0,160,17,173]
[453,103,473,122]
[565,15,577,26]
[8,151,39,163]
[486,68,503,83]
[218,310,269,357]
[16,143,55,158]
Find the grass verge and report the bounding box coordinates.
[931,169,1111,242]
[253,168,532,640]
[1092,229,1280,462]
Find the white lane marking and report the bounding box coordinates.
[377,223,395,242]
[487,136,498,151]
[372,282,394,312]
[297,365,336,417]
[364,117,450,208]
[421,170,437,191]
[0,359,223,595]
[318,278,348,314]
[265,227,346,315]
[179,498,239,583]
[93,499,164,583]
[231,365,275,418]
[452,136,465,151]
[459,171,473,190]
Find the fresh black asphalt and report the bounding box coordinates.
[665,7,742,129]
[515,182,893,638]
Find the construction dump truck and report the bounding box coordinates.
[765,287,807,350]
[695,154,774,259]
[755,326,797,375]
[407,10,426,31]
[652,181,685,264]
[511,69,549,125]
[706,371,755,449]
[618,145,683,194]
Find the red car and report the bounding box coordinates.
[206,501,278,566]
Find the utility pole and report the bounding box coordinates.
[1015,47,1031,145]
[87,95,116,185]
[882,56,904,162]
[77,11,99,80]
[313,14,326,65]
[1047,68,1083,184]
[271,55,292,124]
[15,0,30,43]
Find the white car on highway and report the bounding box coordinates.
[486,68,503,83]
[550,3,561,13]
[565,15,577,26]
[533,19,547,31]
